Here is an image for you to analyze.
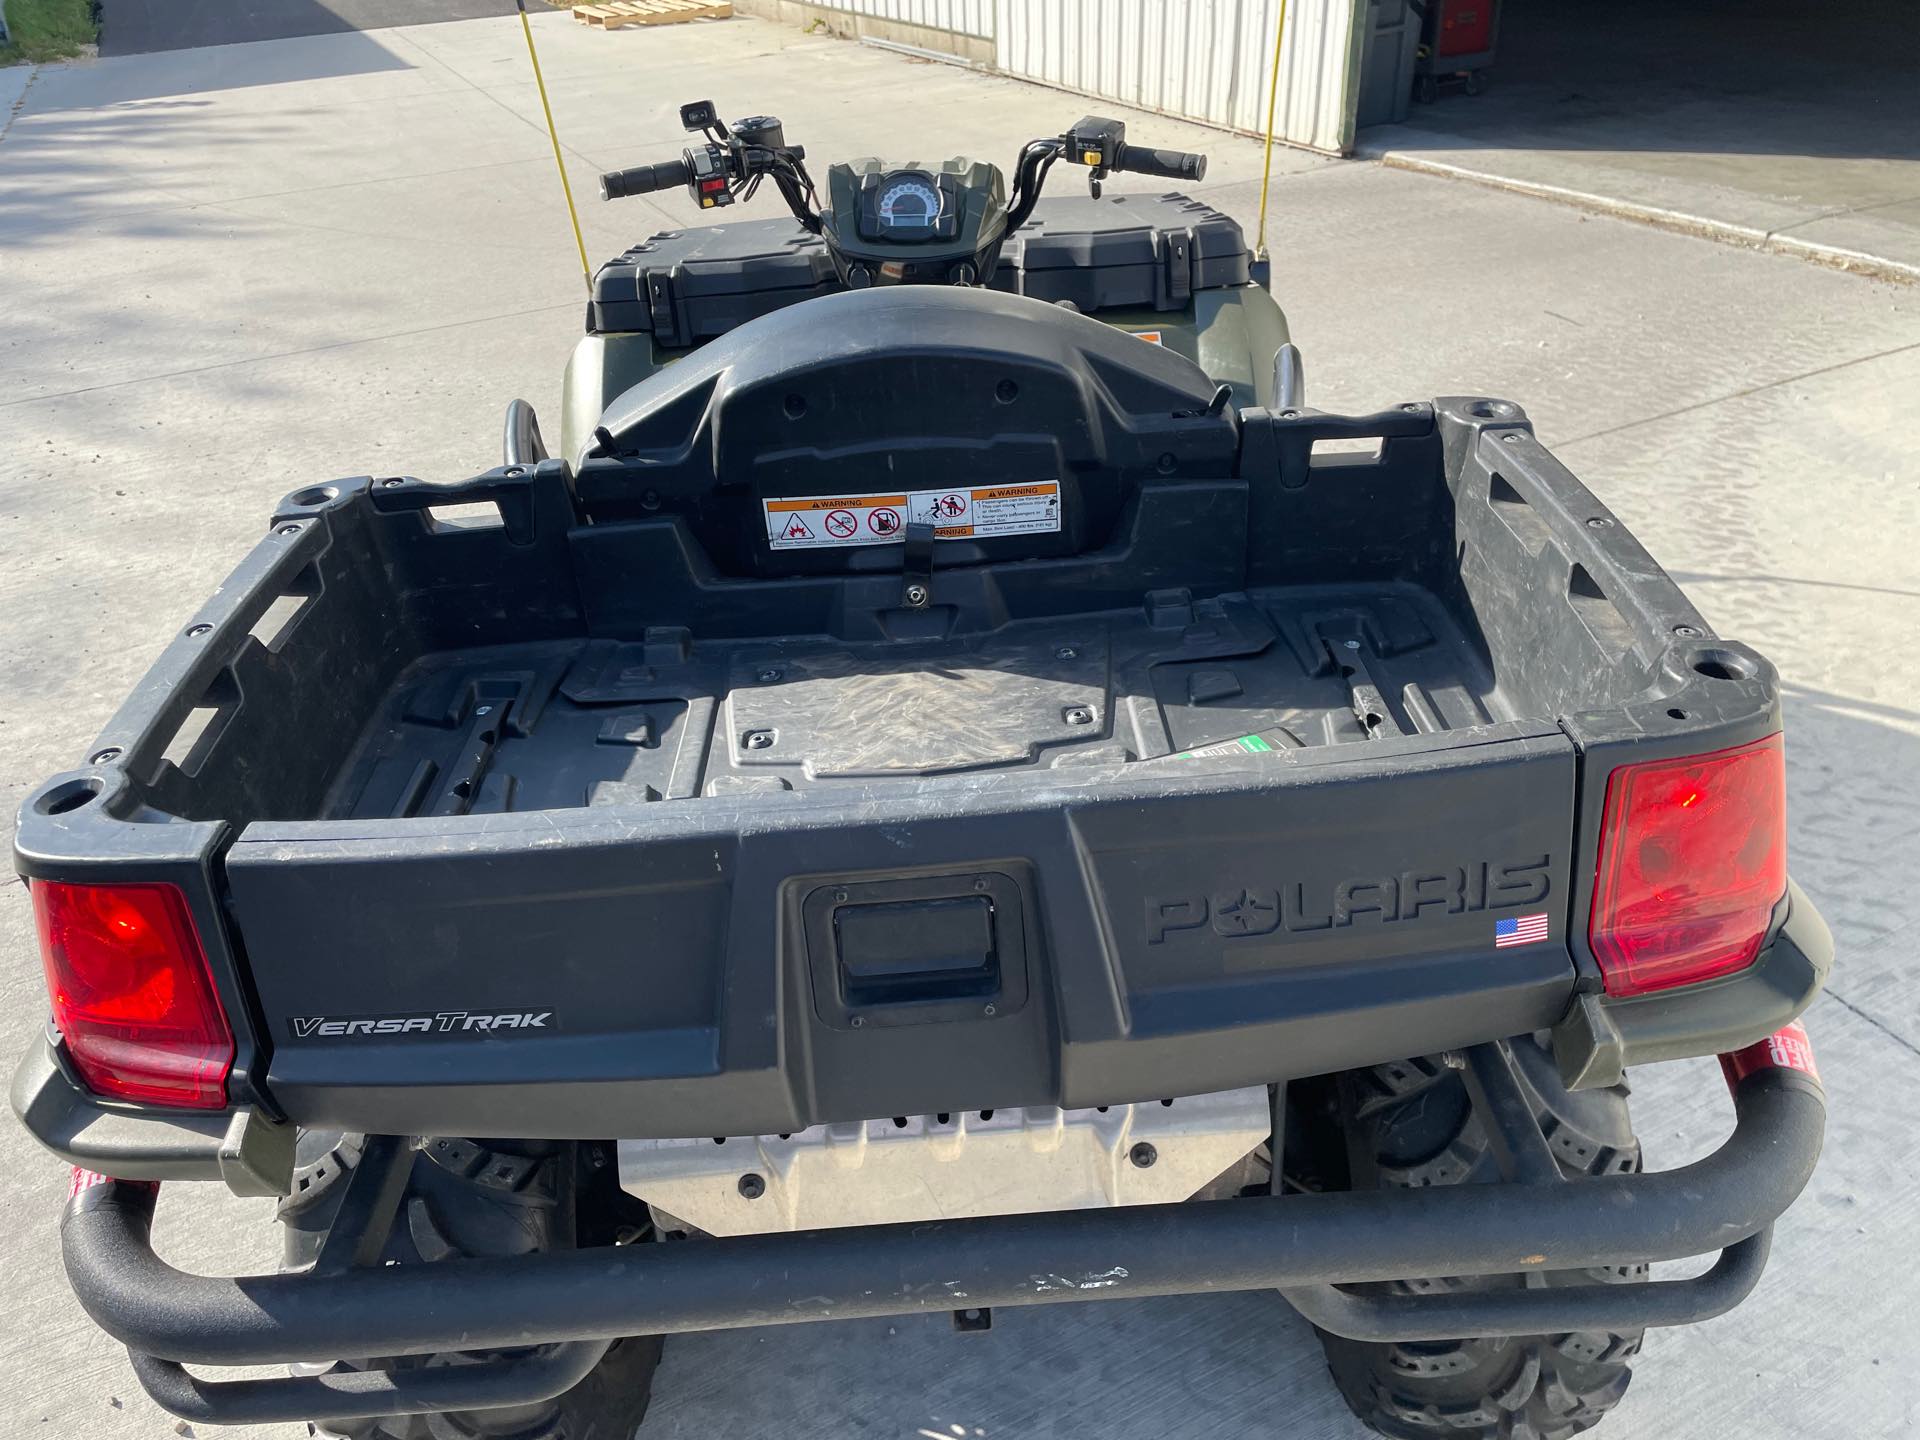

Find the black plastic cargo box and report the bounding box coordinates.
[587,192,1251,344]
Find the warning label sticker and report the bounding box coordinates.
[764,482,1062,550]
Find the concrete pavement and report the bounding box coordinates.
[2,13,1918,1439]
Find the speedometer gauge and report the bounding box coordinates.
[851,168,963,244]
[877,177,942,231]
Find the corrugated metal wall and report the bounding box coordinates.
[991,0,1362,155]
[774,0,1361,154]
[824,0,994,39]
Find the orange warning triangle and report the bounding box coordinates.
[782,515,814,541]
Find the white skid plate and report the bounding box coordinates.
[616,1087,1270,1236]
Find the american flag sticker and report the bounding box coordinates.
[1494,912,1551,948]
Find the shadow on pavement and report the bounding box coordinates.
[0,95,290,245]
[9,29,417,110]
[99,0,530,56]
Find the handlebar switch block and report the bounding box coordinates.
[1065,116,1126,169]
[689,143,735,209]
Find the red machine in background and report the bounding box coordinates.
[1414,0,1500,100]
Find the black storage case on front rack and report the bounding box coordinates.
[586,191,1251,342]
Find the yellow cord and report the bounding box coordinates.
[1254,0,1289,259]
[519,1,592,291]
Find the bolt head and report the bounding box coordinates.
[1673,625,1702,638]
[89,747,122,765]
[1129,1142,1158,1169]
[277,524,303,536]
[1056,647,1077,660]
[186,624,212,638]
[758,668,783,683]
[744,731,774,750]
[905,584,929,607]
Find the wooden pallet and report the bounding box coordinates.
[570,0,732,27]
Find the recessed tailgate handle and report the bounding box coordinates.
[835,897,1000,1006]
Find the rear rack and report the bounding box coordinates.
[65,1040,1823,1428]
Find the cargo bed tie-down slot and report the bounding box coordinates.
[381,669,566,818]
[63,1049,1822,1428]
[901,516,936,610]
[1324,628,1400,740]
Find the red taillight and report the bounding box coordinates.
[1589,734,1787,997]
[32,881,233,1109]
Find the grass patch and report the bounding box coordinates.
[1,0,99,64]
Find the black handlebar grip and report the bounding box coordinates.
[599,158,693,200]
[1114,143,1207,182]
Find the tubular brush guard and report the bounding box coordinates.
[62,1032,1823,1428]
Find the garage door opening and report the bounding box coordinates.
[1353,0,1920,279]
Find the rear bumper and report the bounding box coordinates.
[64,1051,1823,1427]
[10,1038,293,1196]
[1554,879,1831,1089]
[13,882,1833,1195]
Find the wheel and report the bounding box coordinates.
[1309,1036,1645,1440]
[279,1134,663,1440]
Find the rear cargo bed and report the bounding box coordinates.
[17,394,1784,1140]
[330,582,1499,819]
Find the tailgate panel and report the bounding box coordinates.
[227,729,1577,1138]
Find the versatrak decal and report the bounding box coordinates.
[289,1010,554,1039]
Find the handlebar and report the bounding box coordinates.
[600,159,693,200]
[595,103,1211,244]
[1114,143,1207,182]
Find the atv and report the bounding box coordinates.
[13,101,1828,1440]
[540,103,1293,474]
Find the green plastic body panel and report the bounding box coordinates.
[561,281,1292,463]
[561,333,667,469]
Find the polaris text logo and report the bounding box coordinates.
[288,1010,553,1040]
[1146,857,1552,944]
